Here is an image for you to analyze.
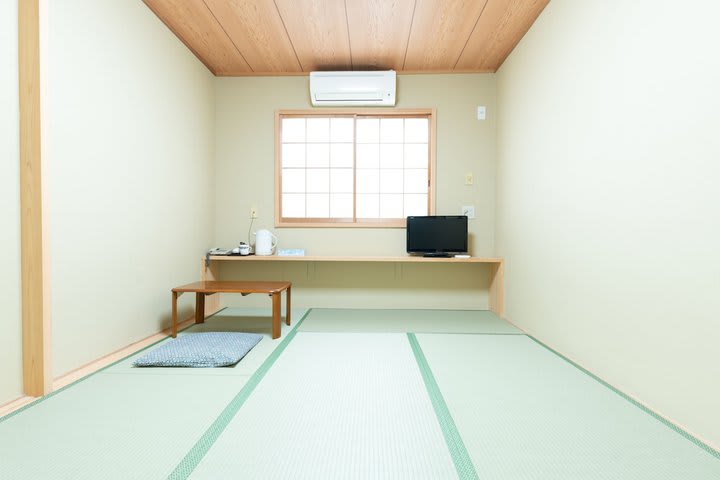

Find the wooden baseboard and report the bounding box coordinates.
[1,309,224,418]
[0,395,38,418]
[52,315,197,391]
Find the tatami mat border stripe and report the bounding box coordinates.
[412,332,522,336]
[0,307,228,424]
[407,333,479,480]
[167,309,312,480]
[302,331,523,336]
[526,335,720,460]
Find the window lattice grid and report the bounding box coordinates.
[278,113,431,224]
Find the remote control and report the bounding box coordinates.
[454,254,471,258]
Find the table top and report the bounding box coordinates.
[173,280,291,294]
[206,255,502,263]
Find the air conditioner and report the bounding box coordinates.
[309,70,396,106]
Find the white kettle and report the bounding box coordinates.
[254,229,277,256]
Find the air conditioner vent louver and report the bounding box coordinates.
[309,70,396,107]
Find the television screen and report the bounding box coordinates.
[406,216,468,257]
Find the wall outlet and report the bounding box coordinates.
[464,173,474,185]
[250,207,258,219]
[477,106,487,120]
[462,206,475,219]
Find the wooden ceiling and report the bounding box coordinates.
[143,0,549,76]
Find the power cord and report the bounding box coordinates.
[246,217,255,251]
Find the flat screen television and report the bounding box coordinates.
[406,215,468,257]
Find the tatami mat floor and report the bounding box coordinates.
[1,308,718,479]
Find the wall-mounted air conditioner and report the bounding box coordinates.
[309,70,396,106]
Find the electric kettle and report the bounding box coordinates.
[254,229,277,256]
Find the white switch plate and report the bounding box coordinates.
[477,106,486,120]
[462,206,475,219]
[464,173,474,185]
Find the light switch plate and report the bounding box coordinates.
[477,106,486,120]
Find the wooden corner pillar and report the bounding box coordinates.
[19,0,52,396]
[489,260,505,318]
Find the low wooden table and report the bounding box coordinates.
[171,280,292,340]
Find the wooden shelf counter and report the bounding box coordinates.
[201,254,504,317]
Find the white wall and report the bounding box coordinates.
[214,74,497,309]
[46,0,216,377]
[496,0,720,446]
[0,0,23,405]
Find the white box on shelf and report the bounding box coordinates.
[278,249,306,257]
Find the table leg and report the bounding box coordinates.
[272,293,281,339]
[286,285,291,326]
[172,291,178,338]
[195,292,205,324]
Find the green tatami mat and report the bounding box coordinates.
[416,334,720,479]
[299,308,521,334]
[0,373,250,480]
[188,332,458,479]
[107,308,308,376]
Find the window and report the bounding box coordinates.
[275,109,435,227]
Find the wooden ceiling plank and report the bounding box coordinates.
[274,0,351,71]
[143,0,251,75]
[345,0,416,71]
[143,0,548,75]
[455,0,549,71]
[203,0,301,73]
[404,0,489,71]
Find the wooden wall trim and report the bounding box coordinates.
[19,0,52,396]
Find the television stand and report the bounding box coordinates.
[422,252,452,258]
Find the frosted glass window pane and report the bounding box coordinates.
[404,118,428,143]
[282,144,305,167]
[405,143,429,168]
[307,118,330,142]
[330,194,353,218]
[282,169,305,193]
[281,114,432,223]
[306,143,330,167]
[380,169,403,193]
[404,169,428,193]
[282,194,305,217]
[356,169,379,193]
[330,143,353,168]
[306,168,330,193]
[380,144,403,168]
[282,118,305,142]
[330,118,354,142]
[356,194,379,218]
[356,118,379,143]
[356,144,379,169]
[404,194,428,216]
[380,194,403,218]
[380,118,403,143]
[330,168,353,193]
[306,194,330,217]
